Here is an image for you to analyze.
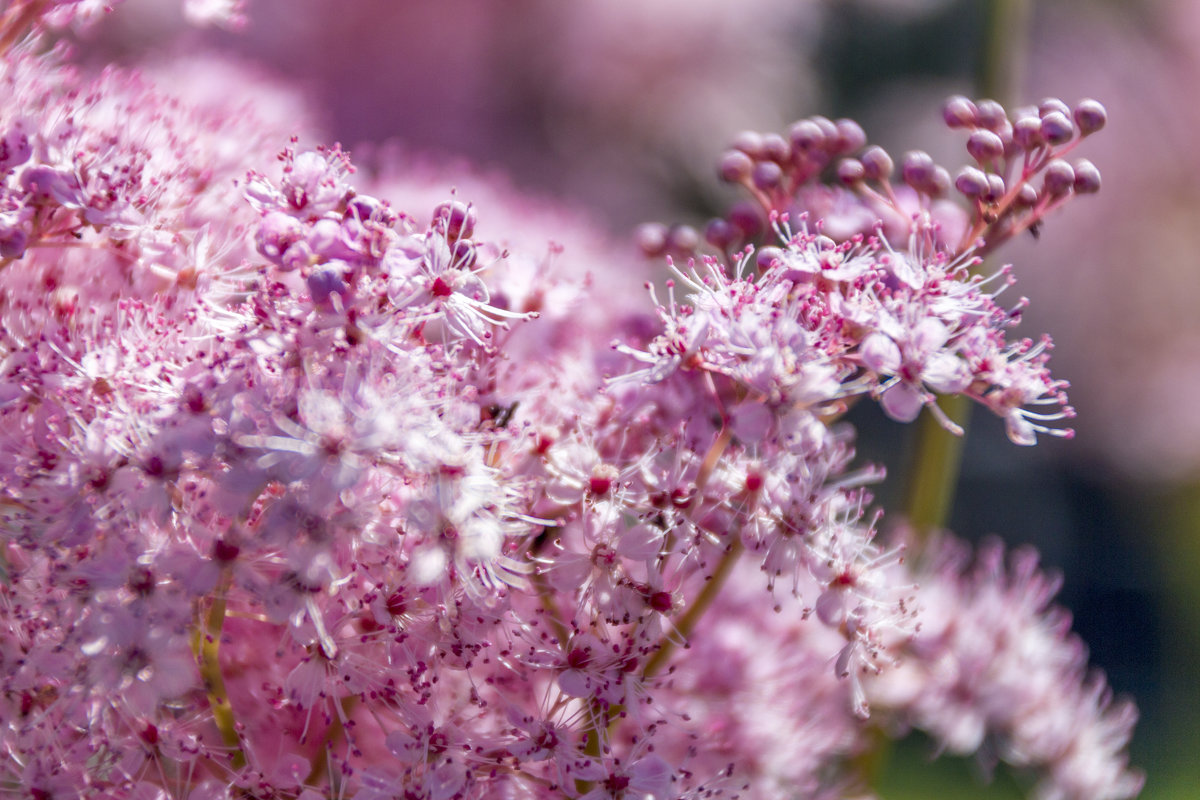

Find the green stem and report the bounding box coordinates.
[576,427,740,794]
[192,567,245,771]
[902,395,971,536]
[884,0,1032,792]
[641,536,744,681]
[977,0,1033,103]
[902,0,1032,539]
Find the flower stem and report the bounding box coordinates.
[192,567,245,771]
[642,535,744,681]
[902,396,970,535]
[977,0,1032,103]
[903,0,1031,538]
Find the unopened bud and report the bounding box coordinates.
[718,149,754,183]
[1038,98,1072,119]
[731,130,765,159]
[901,150,935,190]
[1013,115,1044,150]
[1016,182,1039,207]
[966,129,1005,163]
[432,200,476,241]
[667,224,700,253]
[942,95,978,128]
[1040,112,1075,146]
[635,223,668,257]
[704,218,737,249]
[752,161,783,191]
[955,166,988,197]
[762,133,790,163]
[788,120,825,154]
[927,166,951,198]
[1042,159,1075,196]
[834,118,867,154]
[1073,99,1107,136]
[984,173,1006,203]
[755,246,784,271]
[836,158,865,186]
[729,201,763,238]
[860,146,893,181]
[1072,159,1101,193]
[975,99,1008,130]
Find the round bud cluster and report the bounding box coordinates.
[654,95,1108,270]
[673,116,890,256]
[703,116,869,248]
[938,94,1107,254]
[635,221,702,259]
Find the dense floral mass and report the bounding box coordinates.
[0,3,1142,800]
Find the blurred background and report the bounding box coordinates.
[70,0,1199,796]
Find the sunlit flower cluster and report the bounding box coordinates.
[0,4,1141,800]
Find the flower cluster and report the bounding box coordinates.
[0,5,1142,800]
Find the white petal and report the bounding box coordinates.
[881,382,925,422]
[862,332,902,374]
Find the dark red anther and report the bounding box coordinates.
[213,538,240,563]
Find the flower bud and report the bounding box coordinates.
[1072,159,1101,194]
[20,164,81,205]
[811,116,839,142]
[345,193,394,226]
[927,166,951,198]
[966,129,1005,163]
[451,240,477,269]
[728,201,763,238]
[836,158,865,186]
[975,99,1007,130]
[1038,97,1072,119]
[718,149,754,183]
[942,95,978,128]
[1040,112,1075,146]
[860,146,893,181]
[762,133,790,163]
[634,222,668,257]
[834,118,867,153]
[667,224,700,253]
[1016,182,1039,207]
[983,173,1007,203]
[0,122,32,171]
[280,240,314,272]
[788,120,825,154]
[731,130,765,158]
[307,217,354,260]
[1042,159,1075,197]
[1013,115,1044,150]
[901,150,935,190]
[0,213,28,259]
[307,262,348,307]
[954,166,988,197]
[752,161,783,191]
[755,246,784,271]
[704,218,737,249]
[1073,98,1107,136]
[256,210,304,264]
[433,200,476,241]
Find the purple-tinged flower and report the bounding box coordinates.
[863,317,972,426]
[868,536,1144,800]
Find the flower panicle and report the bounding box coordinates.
[0,22,1139,800]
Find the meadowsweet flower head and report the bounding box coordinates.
[0,7,1140,800]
